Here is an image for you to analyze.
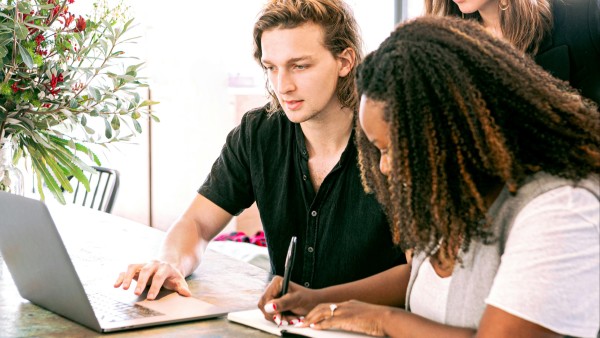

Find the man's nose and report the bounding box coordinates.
[277,70,295,94]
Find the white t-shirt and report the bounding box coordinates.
[410,186,599,337]
[409,257,452,323]
[486,185,599,337]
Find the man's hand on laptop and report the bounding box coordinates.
[114,260,192,300]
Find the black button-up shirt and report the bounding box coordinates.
[199,106,405,289]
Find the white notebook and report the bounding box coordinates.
[227,309,375,338]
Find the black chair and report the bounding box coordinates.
[70,166,120,213]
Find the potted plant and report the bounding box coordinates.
[0,0,158,203]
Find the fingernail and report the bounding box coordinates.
[147,292,155,299]
[310,323,315,328]
[294,322,304,327]
[281,320,289,326]
[264,303,277,313]
[274,315,281,326]
[299,316,305,320]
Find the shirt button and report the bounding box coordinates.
[304,282,310,287]
[311,210,317,217]
[307,246,314,253]
[302,150,307,155]
[302,174,307,181]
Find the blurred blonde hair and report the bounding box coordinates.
[424,0,552,53]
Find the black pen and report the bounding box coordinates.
[280,236,297,297]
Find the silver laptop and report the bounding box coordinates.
[0,191,228,332]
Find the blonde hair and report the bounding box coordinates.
[253,0,363,114]
[424,0,552,53]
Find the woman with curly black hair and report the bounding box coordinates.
[258,16,599,337]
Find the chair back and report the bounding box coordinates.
[71,166,120,213]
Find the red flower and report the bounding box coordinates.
[75,16,86,32]
[59,12,74,28]
[50,74,59,88]
[11,82,21,93]
[45,73,64,96]
[35,47,48,56]
[68,0,75,3]
[51,5,60,17]
[35,34,45,46]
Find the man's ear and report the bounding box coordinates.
[337,47,356,78]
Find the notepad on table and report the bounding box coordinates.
[227,309,375,338]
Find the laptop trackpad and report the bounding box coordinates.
[135,289,223,316]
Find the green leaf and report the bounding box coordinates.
[14,22,28,40]
[17,44,33,69]
[84,125,95,134]
[110,115,120,130]
[43,151,74,193]
[44,146,91,192]
[47,135,101,167]
[89,87,102,101]
[104,118,113,139]
[16,2,29,13]
[30,151,66,205]
[132,118,142,133]
[0,12,14,21]
[122,18,135,32]
[0,45,7,59]
[33,170,46,201]
[138,100,159,108]
[23,22,50,32]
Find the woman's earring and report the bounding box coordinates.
[499,0,509,11]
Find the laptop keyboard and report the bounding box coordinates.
[88,293,164,322]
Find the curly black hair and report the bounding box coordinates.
[355,16,600,260]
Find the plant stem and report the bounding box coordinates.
[0,120,6,140]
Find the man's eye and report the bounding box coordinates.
[295,64,308,70]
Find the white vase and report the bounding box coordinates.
[0,139,24,196]
[0,138,25,276]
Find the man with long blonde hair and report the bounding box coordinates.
[114,0,405,301]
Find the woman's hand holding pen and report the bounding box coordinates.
[258,276,321,325]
